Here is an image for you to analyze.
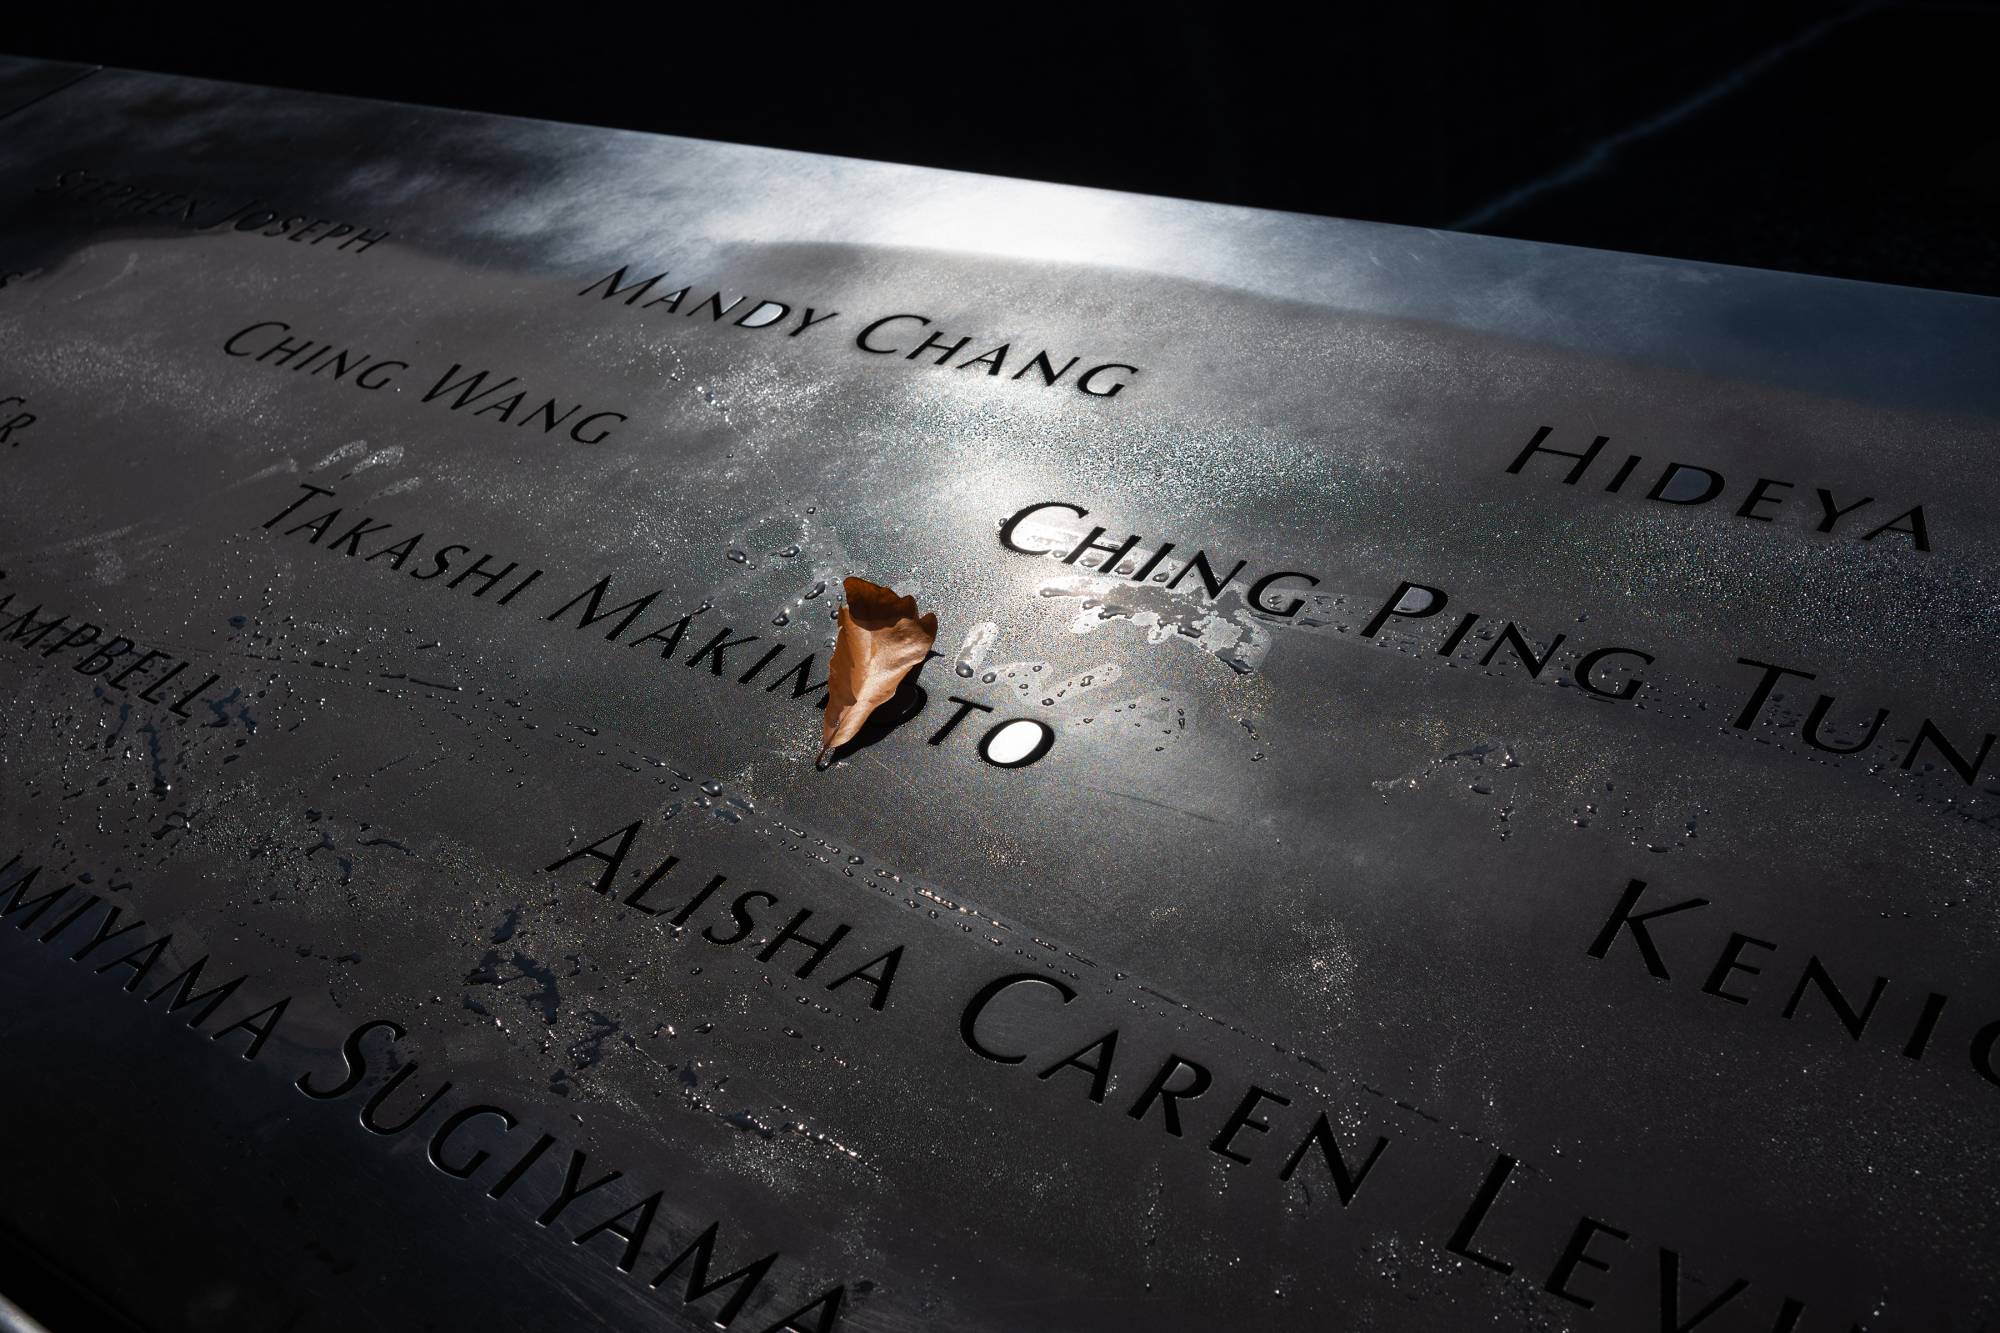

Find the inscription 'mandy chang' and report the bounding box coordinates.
[579,265,1140,399]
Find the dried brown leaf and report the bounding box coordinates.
[819,577,938,764]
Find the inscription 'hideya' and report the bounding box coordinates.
[1507,424,1933,550]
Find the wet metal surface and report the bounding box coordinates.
[0,58,1996,1332]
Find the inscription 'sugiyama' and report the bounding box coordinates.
[0,51,1997,1333]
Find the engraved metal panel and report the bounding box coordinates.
[1,56,1996,1332]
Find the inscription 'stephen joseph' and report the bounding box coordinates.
[0,51,1996,1333]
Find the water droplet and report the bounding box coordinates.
[778,545,800,558]
[772,611,790,627]
[700,780,723,796]
[726,549,748,563]
[955,663,973,677]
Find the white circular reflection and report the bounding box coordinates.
[979,718,1052,768]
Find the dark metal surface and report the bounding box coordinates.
[0,55,93,122]
[0,58,1995,1332]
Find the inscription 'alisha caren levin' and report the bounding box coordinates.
[542,823,1877,1328]
[578,266,1142,399]
[35,169,389,253]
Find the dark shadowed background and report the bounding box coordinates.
[7,1,2000,296]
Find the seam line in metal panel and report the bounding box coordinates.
[0,64,102,126]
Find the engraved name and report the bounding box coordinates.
[995,499,1995,795]
[999,500,1322,619]
[1508,424,1933,551]
[954,959,1861,1327]
[1369,581,1997,788]
[1587,876,2000,1088]
[0,583,229,720]
[35,168,390,253]
[222,321,629,443]
[0,849,848,1331]
[545,818,906,1013]
[257,483,1056,770]
[580,266,1141,399]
